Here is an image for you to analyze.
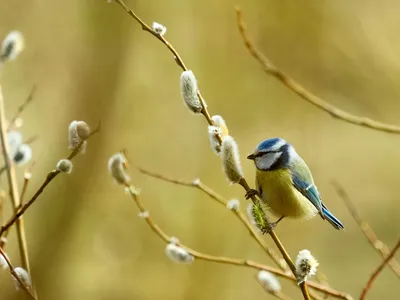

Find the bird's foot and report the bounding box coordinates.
[245,189,259,200]
[261,222,277,235]
[260,216,284,235]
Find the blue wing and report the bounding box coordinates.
[321,203,344,229]
[290,166,324,217]
[289,161,344,229]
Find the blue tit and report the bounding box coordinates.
[246,138,344,230]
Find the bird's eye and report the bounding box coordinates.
[257,152,268,157]
[259,150,279,156]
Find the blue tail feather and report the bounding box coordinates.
[322,204,344,230]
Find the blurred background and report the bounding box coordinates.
[0,0,399,299]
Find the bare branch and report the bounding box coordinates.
[123,183,353,300]
[8,85,36,131]
[272,291,293,300]
[135,166,289,272]
[0,124,100,237]
[332,181,400,278]
[0,84,32,277]
[111,1,310,298]
[0,247,36,300]
[360,238,400,300]
[235,7,400,135]
[0,165,34,248]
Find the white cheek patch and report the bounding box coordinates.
[256,152,282,170]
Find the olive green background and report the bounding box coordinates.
[0,0,399,299]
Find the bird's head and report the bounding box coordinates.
[247,138,297,171]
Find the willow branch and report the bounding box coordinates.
[8,85,36,131]
[0,168,33,248]
[0,85,31,276]
[0,247,36,300]
[360,238,400,300]
[235,8,400,135]
[272,291,293,300]
[112,1,310,299]
[0,125,100,237]
[20,170,33,206]
[123,184,352,300]
[0,190,4,224]
[135,166,289,272]
[309,292,326,300]
[332,181,400,278]
[136,167,330,300]
[24,135,39,146]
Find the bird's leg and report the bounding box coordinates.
[245,189,259,200]
[261,216,285,234]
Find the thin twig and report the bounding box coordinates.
[136,167,327,300]
[135,166,289,272]
[316,272,331,300]
[0,125,100,237]
[270,291,293,300]
[0,167,34,248]
[123,184,353,300]
[112,1,310,298]
[20,168,33,206]
[309,292,326,300]
[254,272,294,300]
[0,190,5,224]
[0,85,32,276]
[8,85,36,131]
[24,135,39,146]
[235,8,400,135]
[0,191,6,248]
[0,247,36,300]
[112,0,211,123]
[360,238,400,300]
[332,181,400,278]
[237,176,315,298]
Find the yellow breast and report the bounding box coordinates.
[256,169,317,219]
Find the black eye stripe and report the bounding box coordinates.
[257,150,280,157]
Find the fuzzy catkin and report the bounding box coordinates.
[0,252,8,270]
[180,70,203,114]
[7,131,22,158]
[221,136,244,184]
[13,144,32,166]
[257,270,281,293]
[108,153,131,185]
[208,125,222,154]
[211,115,229,137]
[13,267,31,290]
[152,22,167,36]
[247,203,267,233]
[165,243,194,264]
[56,159,73,174]
[68,120,90,152]
[295,249,319,283]
[227,199,240,211]
[1,31,24,61]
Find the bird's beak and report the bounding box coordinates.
[247,153,256,160]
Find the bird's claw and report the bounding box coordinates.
[261,222,278,235]
[245,189,259,200]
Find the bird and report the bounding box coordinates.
[246,137,344,232]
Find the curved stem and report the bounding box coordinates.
[111,0,310,297]
[359,238,400,300]
[124,184,352,300]
[0,85,32,277]
[135,166,289,272]
[235,7,400,135]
